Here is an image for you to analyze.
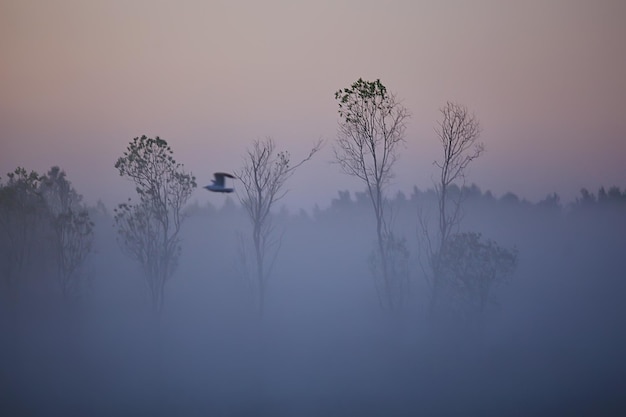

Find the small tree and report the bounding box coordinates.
[40,167,94,300]
[437,232,517,319]
[419,101,484,314]
[114,135,196,316]
[235,137,320,315]
[334,78,409,310]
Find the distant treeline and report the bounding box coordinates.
[184,183,626,219]
[1,163,625,313]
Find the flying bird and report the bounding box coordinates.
[204,172,235,193]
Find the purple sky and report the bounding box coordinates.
[2,0,625,211]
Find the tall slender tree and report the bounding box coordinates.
[419,102,487,315]
[236,137,320,315]
[114,135,196,316]
[334,78,410,310]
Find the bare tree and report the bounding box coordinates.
[434,102,483,245]
[418,101,484,315]
[334,78,409,310]
[40,167,94,300]
[114,135,196,316]
[235,137,321,315]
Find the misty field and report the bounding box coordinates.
[1,185,625,416]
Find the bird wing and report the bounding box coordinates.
[213,172,235,187]
[214,172,235,178]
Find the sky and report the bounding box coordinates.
[1,0,625,211]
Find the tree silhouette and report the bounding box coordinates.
[114,135,196,316]
[0,168,49,307]
[437,232,517,318]
[40,166,94,301]
[334,78,410,310]
[235,137,320,315]
[419,101,484,315]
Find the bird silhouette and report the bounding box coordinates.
[204,172,235,193]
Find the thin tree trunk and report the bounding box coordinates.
[253,223,265,316]
[376,215,392,310]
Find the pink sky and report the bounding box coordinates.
[1,0,625,211]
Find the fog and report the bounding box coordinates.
[2,186,625,416]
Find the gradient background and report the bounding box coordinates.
[1,0,624,211]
